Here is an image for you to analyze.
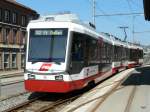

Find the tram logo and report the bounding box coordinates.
[39,63,52,71]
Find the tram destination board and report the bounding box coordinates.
[30,28,68,36]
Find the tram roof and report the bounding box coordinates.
[28,13,112,44]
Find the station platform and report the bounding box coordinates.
[0,70,24,85]
[0,70,23,77]
[61,65,150,112]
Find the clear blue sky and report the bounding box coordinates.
[17,0,150,46]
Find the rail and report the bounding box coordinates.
[3,93,81,112]
[61,68,134,112]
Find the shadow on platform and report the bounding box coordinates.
[122,66,150,86]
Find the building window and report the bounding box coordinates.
[4,53,10,69]
[0,28,2,43]
[12,53,17,68]
[0,9,1,20]
[13,29,17,44]
[4,10,10,22]
[12,12,17,24]
[21,31,26,44]
[21,15,26,26]
[3,28,10,44]
[21,54,25,68]
[0,53,2,69]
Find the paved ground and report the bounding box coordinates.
[61,66,150,112]
[95,66,150,112]
[61,68,134,112]
[0,73,24,85]
[0,82,25,98]
[144,53,150,65]
[0,70,25,98]
[0,70,24,77]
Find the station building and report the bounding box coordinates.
[0,0,39,72]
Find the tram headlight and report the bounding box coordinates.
[55,75,63,80]
[28,74,35,79]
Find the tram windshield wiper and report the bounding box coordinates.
[30,58,63,64]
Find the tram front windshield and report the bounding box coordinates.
[28,28,68,62]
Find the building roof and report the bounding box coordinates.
[143,0,150,21]
[5,0,37,13]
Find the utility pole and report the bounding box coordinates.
[92,0,96,26]
[132,16,136,43]
[119,26,128,41]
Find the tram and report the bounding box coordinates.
[24,14,143,93]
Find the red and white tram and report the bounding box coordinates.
[128,43,143,68]
[24,14,143,93]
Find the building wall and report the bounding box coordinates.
[0,0,39,71]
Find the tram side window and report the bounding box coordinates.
[134,49,138,59]
[130,49,136,61]
[105,43,109,63]
[108,43,113,63]
[71,33,84,61]
[103,43,107,63]
[137,49,143,59]
[119,46,122,60]
[120,46,123,60]
[125,48,128,60]
[129,49,132,60]
[89,39,98,63]
[123,48,127,60]
[98,38,103,63]
[119,46,122,61]
[114,46,118,61]
[101,43,105,63]
[107,43,111,63]
[140,50,143,58]
[114,46,121,61]
[126,48,128,60]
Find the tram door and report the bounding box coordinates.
[69,32,87,74]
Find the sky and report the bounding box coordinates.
[17,0,150,46]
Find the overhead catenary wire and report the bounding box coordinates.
[95,1,129,32]
[126,0,133,13]
[130,0,143,10]
[92,0,96,25]
[86,0,149,44]
[95,12,144,17]
[134,30,150,34]
[125,0,143,43]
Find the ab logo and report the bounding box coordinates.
[39,63,52,71]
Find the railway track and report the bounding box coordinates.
[0,91,28,101]
[124,86,137,112]
[1,78,96,112]
[0,73,24,86]
[0,73,23,79]
[65,77,128,112]
[1,68,141,112]
[0,92,32,112]
[87,86,137,112]
[3,93,81,112]
[59,69,135,112]
[0,80,24,87]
